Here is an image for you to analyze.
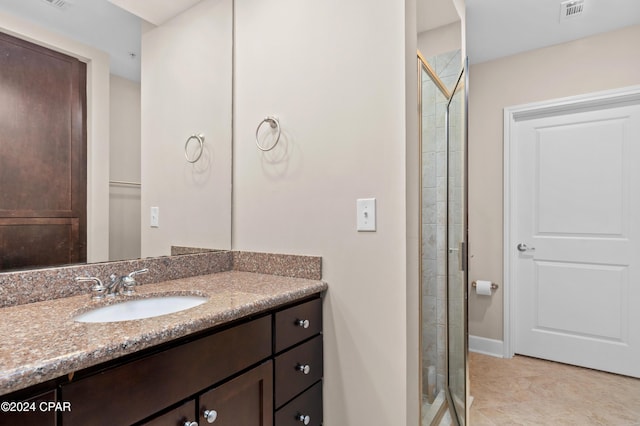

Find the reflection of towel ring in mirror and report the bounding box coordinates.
[184,134,205,163]
[255,116,281,151]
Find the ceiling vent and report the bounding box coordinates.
[41,0,70,10]
[560,0,585,20]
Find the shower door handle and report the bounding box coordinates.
[448,242,467,271]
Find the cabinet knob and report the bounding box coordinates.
[203,409,218,423]
[297,414,311,425]
[296,363,311,375]
[184,422,198,426]
[296,319,310,329]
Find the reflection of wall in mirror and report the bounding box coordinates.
[109,75,141,261]
[141,0,233,257]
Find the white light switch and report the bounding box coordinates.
[357,198,376,232]
[150,206,159,228]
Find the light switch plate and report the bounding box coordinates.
[357,198,376,232]
[150,206,159,228]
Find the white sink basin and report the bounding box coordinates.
[74,295,208,323]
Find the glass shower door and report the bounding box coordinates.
[445,65,468,426]
[419,51,468,426]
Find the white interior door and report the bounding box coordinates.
[511,92,640,378]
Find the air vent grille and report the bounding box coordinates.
[41,0,70,10]
[560,0,585,20]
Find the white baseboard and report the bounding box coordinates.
[469,335,504,358]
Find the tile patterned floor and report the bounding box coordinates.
[469,352,640,425]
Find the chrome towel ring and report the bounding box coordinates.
[255,116,281,151]
[184,134,204,163]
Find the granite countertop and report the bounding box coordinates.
[0,271,327,396]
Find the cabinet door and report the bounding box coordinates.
[0,390,56,426]
[199,362,273,426]
[141,400,197,426]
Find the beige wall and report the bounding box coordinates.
[109,75,141,261]
[417,21,461,59]
[405,0,420,423]
[141,0,232,257]
[468,24,640,341]
[233,0,413,424]
[0,11,111,263]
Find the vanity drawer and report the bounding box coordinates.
[275,298,322,353]
[275,335,323,408]
[275,381,322,426]
[61,315,271,426]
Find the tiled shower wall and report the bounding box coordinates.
[421,49,461,399]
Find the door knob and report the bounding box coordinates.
[517,243,535,252]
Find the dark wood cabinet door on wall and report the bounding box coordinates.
[0,31,87,271]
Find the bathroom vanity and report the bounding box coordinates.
[0,254,326,426]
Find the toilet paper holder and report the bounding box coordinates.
[471,281,499,290]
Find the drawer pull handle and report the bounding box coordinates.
[297,363,311,374]
[184,422,198,426]
[296,319,310,329]
[203,409,218,423]
[297,414,311,425]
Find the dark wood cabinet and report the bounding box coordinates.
[0,389,56,426]
[60,316,272,426]
[274,298,322,353]
[0,296,323,426]
[275,335,323,408]
[275,382,323,426]
[140,361,273,426]
[141,400,196,426]
[273,298,323,426]
[198,361,273,426]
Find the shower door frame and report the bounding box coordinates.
[417,51,469,426]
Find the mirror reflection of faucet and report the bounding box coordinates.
[75,268,148,300]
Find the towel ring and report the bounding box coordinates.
[184,134,204,163]
[255,116,281,151]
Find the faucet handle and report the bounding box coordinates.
[122,268,149,295]
[75,276,105,300]
[128,268,149,279]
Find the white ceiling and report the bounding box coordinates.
[466,0,640,64]
[0,0,142,81]
[2,0,638,79]
[107,0,202,26]
[0,0,211,81]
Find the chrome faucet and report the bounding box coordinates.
[76,268,148,300]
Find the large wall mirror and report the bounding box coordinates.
[0,0,233,272]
